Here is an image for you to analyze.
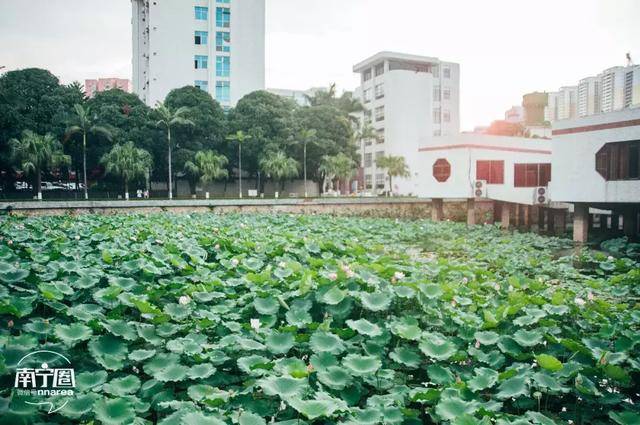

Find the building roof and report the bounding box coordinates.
[353,51,442,73]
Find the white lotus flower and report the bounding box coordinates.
[462,277,468,284]
[74,235,80,240]
[508,285,514,292]
[394,271,405,280]
[178,295,191,305]
[214,244,220,250]
[607,255,614,261]
[278,261,287,268]
[587,292,595,301]
[494,283,501,291]
[250,318,261,331]
[574,297,586,307]
[230,258,239,267]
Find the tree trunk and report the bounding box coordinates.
[83,132,88,200]
[35,166,42,200]
[303,142,308,197]
[167,128,173,200]
[124,179,129,200]
[389,174,393,197]
[238,143,242,198]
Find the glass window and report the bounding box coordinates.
[216,7,231,28]
[443,110,451,122]
[363,69,372,82]
[433,108,441,124]
[363,88,372,103]
[376,173,385,188]
[376,129,384,144]
[514,163,551,187]
[363,110,372,125]
[194,55,208,69]
[375,106,384,122]
[433,86,441,100]
[364,153,373,168]
[432,65,439,78]
[218,0,230,3]
[216,31,231,52]
[365,174,372,189]
[195,6,208,20]
[433,129,442,136]
[195,80,209,91]
[443,67,451,78]
[443,87,451,100]
[374,63,384,76]
[195,31,208,45]
[216,81,231,103]
[476,160,504,184]
[216,56,230,77]
[375,84,384,99]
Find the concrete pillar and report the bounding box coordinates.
[467,198,476,226]
[599,214,608,230]
[553,209,566,236]
[623,209,638,238]
[513,204,520,227]
[501,202,511,230]
[573,203,590,243]
[612,214,620,231]
[538,207,546,232]
[431,198,444,222]
[523,206,531,229]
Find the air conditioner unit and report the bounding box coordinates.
[474,180,487,198]
[534,186,550,204]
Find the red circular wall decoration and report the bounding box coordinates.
[433,158,451,182]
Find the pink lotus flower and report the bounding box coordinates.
[574,297,586,307]
[328,272,338,281]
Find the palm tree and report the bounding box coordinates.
[375,155,410,196]
[155,102,193,200]
[10,131,70,200]
[184,150,229,197]
[298,128,317,197]
[226,130,251,198]
[66,104,112,199]
[101,142,153,200]
[318,153,356,194]
[259,151,299,193]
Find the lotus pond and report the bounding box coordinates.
[0,213,639,425]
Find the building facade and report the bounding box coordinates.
[85,78,132,98]
[266,87,327,107]
[504,105,525,123]
[577,76,600,117]
[353,52,460,195]
[132,0,265,108]
[545,86,578,122]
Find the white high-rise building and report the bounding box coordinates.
[577,76,600,117]
[599,65,640,113]
[545,86,578,122]
[132,0,265,108]
[353,52,460,196]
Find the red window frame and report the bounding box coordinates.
[476,160,504,184]
[433,158,451,182]
[514,163,551,187]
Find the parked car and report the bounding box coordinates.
[14,181,31,191]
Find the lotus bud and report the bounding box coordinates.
[328,272,338,281]
[7,240,13,245]
[306,363,314,372]
[7,320,14,328]
[587,292,595,301]
[451,300,457,307]
[462,277,468,284]
[475,340,481,349]
[533,391,542,400]
[214,244,220,250]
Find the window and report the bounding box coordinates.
[195,6,208,20]
[376,129,385,144]
[365,174,372,189]
[375,106,384,122]
[443,67,451,78]
[376,173,385,188]
[194,55,208,69]
[216,7,231,27]
[443,87,451,100]
[476,160,504,184]
[375,151,385,162]
[443,110,451,123]
[216,56,230,77]
[364,153,373,168]
[195,31,208,45]
[432,65,439,78]
[433,129,442,137]
[514,163,551,187]
[216,31,231,52]
[363,88,372,103]
[433,108,441,124]
[595,140,640,180]
[218,0,230,3]
[433,86,441,101]
[433,158,451,182]
[195,80,209,91]
[375,84,384,99]
[363,69,372,82]
[216,81,230,103]
[374,63,384,77]
[363,110,372,125]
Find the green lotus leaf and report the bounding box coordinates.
[188,384,215,401]
[101,319,138,341]
[346,318,382,337]
[237,355,272,376]
[359,291,393,311]
[427,364,455,385]
[67,303,104,322]
[54,323,93,346]
[239,411,267,425]
[435,396,479,421]
[266,331,295,354]
[317,365,353,390]
[181,411,227,425]
[390,317,422,340]
[188,363,216,379]
[525,411,558,425]
[59,393,98,419]
[474,331,500,345]
[535,354,563,372]
[254,296,280,315]
[0,295,36,318]
[0,262,29,284]
[389,346,422,368]
[94,397,136,425]
[342,354,381,376]
[288,398,337,420]
[467,367,499,392]
[258,376,309,398]
[75,370,108,392]
[23,319,51,335]
[310,352,338,372]
[129,349,157,362]
[609,411,640,425]
[88,335,129,370]
[72,274,99,289]
[513,329,544,347]
[496,375,529,399]
[419,283,443,299]
[310,331,346,355]
[320,286,346,305]
[285,308,312,327]
[103,375,141,396]
[144,353,189,382]
[419,334,457,361]
[163,303,192,321]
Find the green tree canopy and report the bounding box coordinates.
[375,155,410,194]
[101,141,153,198]
[259,150,299,190]
[184,150,229,195]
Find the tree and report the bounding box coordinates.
[376,155,410,195]
[226,130,251,198]
[355,123,377,166]
[154,102,193,199]
[101,142,153,200]
[183,150,228,196]
[318,153,357,194]
[259,151,299,192]
[66,104,112,199]
[297,128,317,197]
[9,131,70,200]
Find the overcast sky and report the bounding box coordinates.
[1,0,639,130]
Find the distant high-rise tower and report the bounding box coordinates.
[577,76,600,117]
[131,0,265,108]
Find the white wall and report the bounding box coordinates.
[550,108,640,203]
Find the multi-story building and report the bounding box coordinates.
[545,86,578,122]
[504,106,525,123]
[577,76,600,117]
[131,0,265,109]
[266,87,327,107]
[85,78,132,98]
[353,52,460,195]
[599,65,640,113]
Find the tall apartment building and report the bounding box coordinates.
[545,86,578,122]
[85,78,132,98]
[599,65,640,113]
[577,76,600,117]
[353,52,460,195]
[132,0,265,109]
